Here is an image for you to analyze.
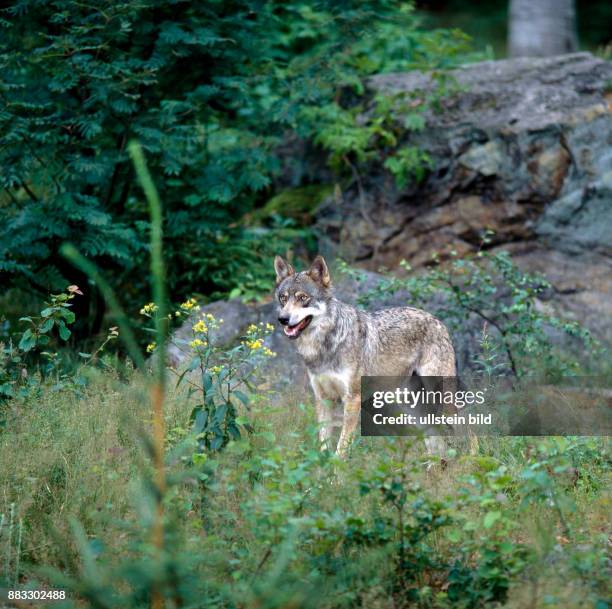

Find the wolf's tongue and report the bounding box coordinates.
[284,324,300,337]
[284,317,308,337]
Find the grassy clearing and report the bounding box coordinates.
[0,369,609,608]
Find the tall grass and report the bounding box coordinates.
[0,374,609,608]
[61,140,169,609]
[1,503,22,589]
[128,141,167,609]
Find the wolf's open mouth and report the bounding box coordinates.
[284,315,313,339]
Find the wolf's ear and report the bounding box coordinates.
[307,255,331,288]
[274,255,295,285]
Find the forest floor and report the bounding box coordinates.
[1,368,610,608]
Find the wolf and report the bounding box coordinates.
[274,255,457,457]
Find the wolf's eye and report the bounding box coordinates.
[299,294,310,304]
[279,293,287,304]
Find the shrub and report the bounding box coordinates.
[356,240,599,378]
[0,285,119,413]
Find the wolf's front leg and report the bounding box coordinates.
[336,395,361,458]
[315,398,334,451]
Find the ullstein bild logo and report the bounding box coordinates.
[360,376,612,437]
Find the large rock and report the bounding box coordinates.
[315,52,612,343]
[503,242,612,344]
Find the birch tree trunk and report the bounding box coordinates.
[508,0,578,57]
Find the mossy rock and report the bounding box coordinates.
[248,184,333,225]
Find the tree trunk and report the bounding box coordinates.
[508,0,578,57]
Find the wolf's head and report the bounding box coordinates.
[273,255,332,340]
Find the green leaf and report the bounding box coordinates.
[39,318,54,333]
[233,390,249,406]
[0,383,15,397]
[192,407,208,434]
[227,422,241,439]
[446,529,461,543]
[58,323,71,341]
[483,511,502,529]
[18,329,36,352]
[210,436,224,451]
[214,403,228,425]
[61,309,76,324]
[203,372,212,392]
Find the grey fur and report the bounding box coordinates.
[274,255,456,456]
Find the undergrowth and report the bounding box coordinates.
[0,372,609,608]
[0,149,609,609]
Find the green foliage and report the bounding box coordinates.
[0,284,121,417]
[0,285,81,404]
[249,185,334,226]
[185,218,314,302]
[144,301,276,453]
[0,0,477,308]
[384,145,433,186]
[357,238,598,378]
[9,413,605,608]
[0,259,609,609]
[303,91,434,181]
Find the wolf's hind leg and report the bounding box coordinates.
[419,375,451,461]
[417,359,455,461]
[417,357,479,457]
[336,395,361,458]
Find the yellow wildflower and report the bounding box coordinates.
[189,338,205,349]
[265,323,274,331]
[210,365,222,374]
[180,297,199,312]
[192,320,208,333]
[146,342,156,353]
[263,347,276,357]
[247,339,263,350]
[247,323,258,333]
[140,302,158,315]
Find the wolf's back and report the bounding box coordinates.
[361,306,456,376]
